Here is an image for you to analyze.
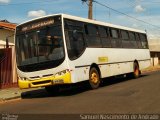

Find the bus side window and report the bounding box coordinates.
[84,24,102,47]
[121,30,130,48]
[129,32,138,49]
[140,34,148,49]
[135,33,142,49]
[64,20,86,59]
[98,26,111,48]
[110,28,121,48]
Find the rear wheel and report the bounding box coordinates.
[126,62,140,79]
[89,67,101,89]
[133,62,140,78]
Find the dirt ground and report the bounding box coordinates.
[142,65,160,73]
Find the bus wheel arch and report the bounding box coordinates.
[89,63,101,89]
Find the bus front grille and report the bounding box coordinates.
[32,80,51,85]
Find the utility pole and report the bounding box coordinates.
[82,0,93,19]
[88,0,93,19]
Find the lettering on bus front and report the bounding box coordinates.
[22,19,54,32]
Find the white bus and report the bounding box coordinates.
[15,14,151,92]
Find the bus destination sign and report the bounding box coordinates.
[21,19,54,32]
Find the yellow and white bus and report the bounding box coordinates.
[15,14,150,92]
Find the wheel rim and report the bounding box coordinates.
[91,72,99,84]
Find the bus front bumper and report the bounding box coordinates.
[18,72,72,89]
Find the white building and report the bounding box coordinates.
[148,38,160,66]
[0,20,17,89]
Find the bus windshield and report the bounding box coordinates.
[16,18,65,72]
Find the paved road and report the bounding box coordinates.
[0,71,160,115]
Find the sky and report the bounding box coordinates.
[0,0,160,39]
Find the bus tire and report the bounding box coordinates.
[89,67,101,89]
[131,62,140,78]
[127,62,140,79]
[45,86,59,95]
[127,62,141,78]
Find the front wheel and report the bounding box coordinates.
[89,67,101,89]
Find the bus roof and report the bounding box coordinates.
[17,13,146,34]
